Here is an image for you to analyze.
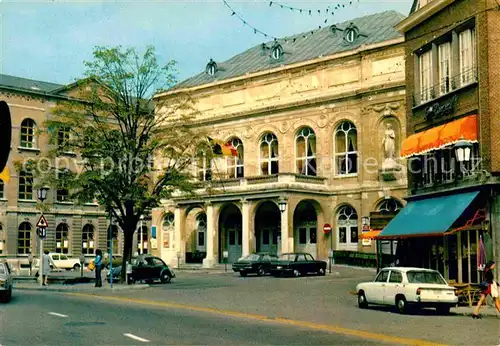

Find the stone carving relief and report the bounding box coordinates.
[316,114,328,128]
[244,126,254,138]
[279,121,290,134]
[379,117,402,171]
[373,102,400,117]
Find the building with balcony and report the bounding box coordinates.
[151,11,409,268]
[377,0,500,283]
[0,74,152,266]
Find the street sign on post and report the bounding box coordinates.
[323,223,332,234]
[36,215,49,228]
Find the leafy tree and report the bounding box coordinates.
[29,46,210,281]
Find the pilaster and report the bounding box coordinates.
[203,202,216,268]
[241,199,251,257]
[280,198,290,254]
[174,205,186,266]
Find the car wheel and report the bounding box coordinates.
[257,266,265,276]
[396,296,407,314]
[293,269,300,277]
[239,271,247,277]
[358,291,368,309]
[73,264,81,271]
[436,306,450,315]
[160,272,172,284]
[318,268,326,276]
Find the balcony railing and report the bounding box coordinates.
[413,67,477,107]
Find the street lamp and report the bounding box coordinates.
[454,138,473,163]
[36,185,49,287]
[278,199,287,213]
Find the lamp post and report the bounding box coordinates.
[36,185,49,287]
[278,198,287,256]
[139,215,144,255]
[454,138,473,178]
[278,199,287,213]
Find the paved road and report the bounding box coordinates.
[90,267,499,346]
[2,290,389,345]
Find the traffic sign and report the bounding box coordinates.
[323,223,332,234]
[36,215,48,228]
[36,227,46,239]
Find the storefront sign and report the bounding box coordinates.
[361,216,371,246]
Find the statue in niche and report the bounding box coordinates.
[382,122,399,170]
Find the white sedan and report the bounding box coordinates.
[356,267,458,314]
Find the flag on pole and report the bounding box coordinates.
[0,166,9,183]
[207,137,238,157]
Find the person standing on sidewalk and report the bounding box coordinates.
[94,249,103,287]
[42,250,50,286]
[472,261,500,318]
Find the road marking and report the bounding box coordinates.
[48,312,68,318]
[67,293,447,346]
[123,333,150,343]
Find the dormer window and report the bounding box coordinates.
[344,23,359,43]
[271,44,283,60]
[205,59,217,76]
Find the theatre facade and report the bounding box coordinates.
[151,11,410,268]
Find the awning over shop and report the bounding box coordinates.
[400,114,478,158]
[360,230,381,239]
[376,190,480,239]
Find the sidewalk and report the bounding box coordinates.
[13,282,150,292]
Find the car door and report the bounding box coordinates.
[366,269,390,304]
[294,254,307,273]
[384,270,403,305]
[59,254,70,268]
[266,255,278,272]
[151,257,165,279]
[51,254,60,268]
[304,253,317,273]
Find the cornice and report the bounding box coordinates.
[185,80,405,128]
[154,38,404,99]
[395,0,455,33]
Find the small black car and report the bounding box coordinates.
[108,255,175,284]
[270,252,327,277]
[232,253,278,277]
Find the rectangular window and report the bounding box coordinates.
[0,180,3,199]
[438,42,451,95]
[309,228,317,244]
[56,172,69,202]
[198,231,205,247]
[262,229,269,245]
[229,230,235,245]
[299,228,307,244]
[339,227,347,243]
[459,28,476,86]
[272,230,278,245]
[350,227,359,243]
[419,50,433,103]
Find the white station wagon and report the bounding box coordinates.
[356,267,458,314]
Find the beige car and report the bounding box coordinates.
[0,260,13,303]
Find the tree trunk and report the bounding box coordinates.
[120,220,135,283]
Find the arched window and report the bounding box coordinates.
[335,121,358,175]
[259,132,279,175]
[17,222,32,254]
[206,59,217,76]
[82,224,95,254]
[56,223,69,254]
[296,127,316,176]
[162,213,175,248]
[20,118,36,148]
[377,198,403,213]
[137,226,148,254]
[271,44,283,60]
[226,138,244,178]
[18,170,33,200]
[196,213,207,251]
[337,205,358,249]
[0,223,4,254]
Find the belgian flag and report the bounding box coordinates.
[207,137,238,157]
[0,101,11,183]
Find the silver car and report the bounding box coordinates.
[0,260,13,303]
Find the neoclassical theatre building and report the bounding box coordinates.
[151,11,409,267]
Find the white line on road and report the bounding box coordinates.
[48,312,68,318]
[124,333,150,343]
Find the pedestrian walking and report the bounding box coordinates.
[472,260,500,319]
[94,249,103,287]
[42,250,50,286]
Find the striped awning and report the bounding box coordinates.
[400,115,478,158]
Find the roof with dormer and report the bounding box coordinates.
[172,10,405,90]
[0,73,63,93]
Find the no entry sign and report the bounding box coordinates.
[323,223,332,234]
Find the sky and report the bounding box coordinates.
[0,0,413,87]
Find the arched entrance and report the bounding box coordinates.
[254,201,281,255]
[219,204,242,263]
[293,201,318,256]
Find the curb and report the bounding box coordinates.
[451,309,499,319]
[13,284,150,292]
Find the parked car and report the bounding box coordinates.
[356,267,458,314]
[232,253,279,276]
[47,253,81,271]
[270,252,327,277]
[0,260,13,303]
[102,255,123,269]
[108,255,175,284]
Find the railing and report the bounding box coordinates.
[413,67,477,107]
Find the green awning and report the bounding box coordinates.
[377,191,480,239]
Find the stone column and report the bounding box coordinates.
[242,199,251,257]
[174,206,185,267]
[492,192,500,282]
[203,203,216,268]
[280,202,290,254]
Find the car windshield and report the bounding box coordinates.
[0,264,5,275]
[241,254,260,261]
[407,270,446,285]
[279,254,294,261]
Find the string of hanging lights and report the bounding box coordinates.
[268,1,356,16]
